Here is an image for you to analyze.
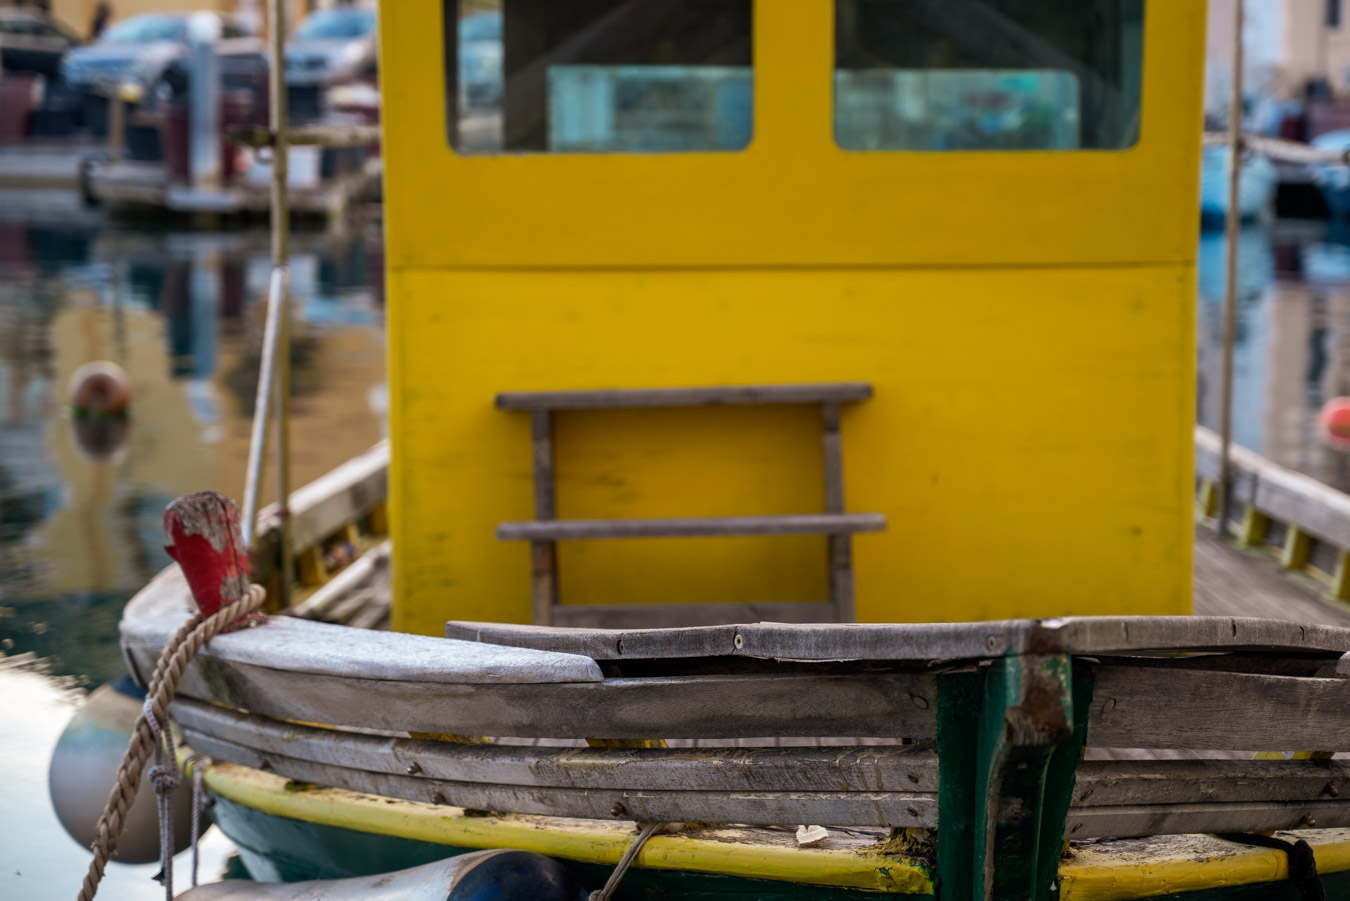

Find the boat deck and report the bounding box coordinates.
[1193,527,1350,626]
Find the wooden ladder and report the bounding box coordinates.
[494,383,886,627]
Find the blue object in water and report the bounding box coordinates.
[1199,145,1278,224]
[1309,130,1350,217]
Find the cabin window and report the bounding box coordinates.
[444,0,753,155]
[834,0,1145,151]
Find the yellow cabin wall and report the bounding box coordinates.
[379,0,1207,633]
[389,265,1194,635]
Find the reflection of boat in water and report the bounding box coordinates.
[91,2,1350,900]
[1199,145,1277,224]
[1308,130,1350,217]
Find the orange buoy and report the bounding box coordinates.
[1320,398,1350,451]
[68,361,132,418]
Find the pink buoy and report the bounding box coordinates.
[1320,398,1350,451]
[68,361,133,417]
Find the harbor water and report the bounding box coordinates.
[1,211,1350,897]
[0,214,387,898]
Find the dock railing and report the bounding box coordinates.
[1196,425,1350,604]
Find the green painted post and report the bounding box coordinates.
[1033,666,1093,899]
[936,671,983,901]
[972,654,1075,901]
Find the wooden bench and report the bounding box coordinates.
[494,383,886,627]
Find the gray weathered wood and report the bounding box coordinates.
[1073,758,1350,806]
[287,539,391,621]
[172,698,938,793]
[498,513,887,542]
[1065,800,1350,840]
[530,409,558,626]
[1088,665,1350,751]
[551,603,838,630]
[123,578,937,738]
[447,621,740,659]
[184,732,936,828]
[821,402,855,623]
[254,440,388,577]
[496,383,873,411]
[122,566,603,685]
[1195,424,1350,549]
[446,616,1350,662]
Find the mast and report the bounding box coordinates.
[241,0,293,606]
[1216,0,1244,537]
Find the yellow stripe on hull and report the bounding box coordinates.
[198,759,934,894]
[1060,831,1350,900]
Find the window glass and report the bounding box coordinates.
[445,0,753,155]
[835,0,1144,151]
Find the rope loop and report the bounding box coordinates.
[76,583,268,901]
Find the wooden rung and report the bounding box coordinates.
[497,513,886,542]
[496,382,873,411]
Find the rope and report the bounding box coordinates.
[142,700,178,901]
[76,584,268,901]
[1216,833,1327,901]
[184,754,210,888]
[588,822,668,901]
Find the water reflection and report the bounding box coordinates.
[0,219,385,898]
[0,222,387,684]
[1197,223,1350,492]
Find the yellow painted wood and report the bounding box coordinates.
[379,1,1207,270]
[389,267,1195,634]
[1283,527,1313,571]
[1059,831,1350,900]
[1237,505,1268,547]
[297,546,328,586]
[379,0,1205,632]
[196,759,933,894]
[1196,480,1217,522]
[367,501,388,537]
[1333,550,1350,601]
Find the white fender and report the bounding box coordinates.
[178,849,589,900]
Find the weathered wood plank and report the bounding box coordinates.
[550,603,839,629]
[148,658,940,739]
[183,732,936,828]
[1088,665,1350,751]
[496,383,874,411]
[447,621,739,658]
[1073,758,1350,806]
[121,567,603,685]
[449,617,1350,662]
[172,699,939,793]
[287,540,391,621]
[497,513,887,542]
[1065,799,1350,839]
[254,441,389,578]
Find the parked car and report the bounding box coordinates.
[0,6,81,79]
[60,12,261,133]
[284,4,377,122]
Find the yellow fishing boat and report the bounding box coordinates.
[71,0,1350,899]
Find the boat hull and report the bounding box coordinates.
[210,795,896,900]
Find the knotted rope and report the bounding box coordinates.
[76,583,268,901]
[588,822,669,901]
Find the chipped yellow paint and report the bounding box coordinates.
[380,0,1206,633]
[195,759,933,894]
[1059,831,1350,900]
